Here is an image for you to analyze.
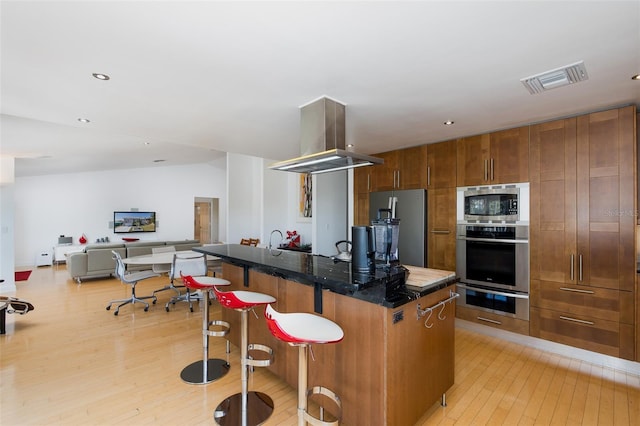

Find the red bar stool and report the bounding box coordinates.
[180,274,232,384]
[264,304,344,426]
[213,286,276,426]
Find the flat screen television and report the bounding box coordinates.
[113,211,156,234]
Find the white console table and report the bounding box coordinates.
[54,244,85,264]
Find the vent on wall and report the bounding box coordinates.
[520,61,589,94]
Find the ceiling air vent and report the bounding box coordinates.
[520,61,589,94]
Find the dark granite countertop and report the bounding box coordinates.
[194,244,456,308]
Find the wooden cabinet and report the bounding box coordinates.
[575,107,636,292]
[456,305,530,335]
[427,187,456,271]
[353,167,371,226]
[529,106,636,360]
[354,145,428,225]
[221,263,455,426]
[426,140,457,270]
[371,146,427,191]
[426,139,457,189]
[457,126,529,186]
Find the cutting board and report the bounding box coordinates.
[403,265,456,288]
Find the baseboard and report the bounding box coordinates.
[456,318,640,377]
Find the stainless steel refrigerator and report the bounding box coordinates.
[369,188,427,267]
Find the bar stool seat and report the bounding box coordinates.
[213,286,276,426]
[265,304,344,426]
[180,274,232,384]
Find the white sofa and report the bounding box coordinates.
[66,240,201,283]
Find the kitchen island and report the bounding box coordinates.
[195,244,457,426]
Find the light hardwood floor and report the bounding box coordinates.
[1,265,639,425]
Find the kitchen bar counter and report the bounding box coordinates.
[194,244,457,425]
[194,244,456,309]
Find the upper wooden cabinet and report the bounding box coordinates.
[371,146,427,191]
[354,166,371,194]
[426,139,457,189]
[457,126,529,186]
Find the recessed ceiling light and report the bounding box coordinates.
[443,120,454,126]
[77,118,91,123]
[632,74,640,81]
[92,73,110,81]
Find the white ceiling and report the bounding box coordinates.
[2,1,639,178]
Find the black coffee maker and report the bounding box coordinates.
[351,226,376,272]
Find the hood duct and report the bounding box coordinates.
[269,96,383,174]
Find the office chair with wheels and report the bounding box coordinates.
[107,251,159,316]
[150,246,179,298]
[165,252,208,312]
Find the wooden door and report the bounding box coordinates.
[456,134,490,186]
[576,106,635,291]
[353,167,371,194]
[529,118,577,287]
[397,145,427,189]
[371,150,398,191]
[490,126,529,184]
[427,187,456,270]
[426,139,457,189]
[194,201,211,243]
[354,192,370,226]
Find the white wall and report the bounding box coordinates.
[263,159,312,248]
[226,154,263,245]
[13,160,227,266]
[1,157,16,292]
[313,171,348,256]
[10,152,348,268]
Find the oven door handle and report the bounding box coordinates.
[457,237,528,244]
[457,283,529,299]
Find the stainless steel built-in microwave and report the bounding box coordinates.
[460,183,528,222]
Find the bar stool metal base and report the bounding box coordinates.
[214,391,274,426]
[180,358,230,384]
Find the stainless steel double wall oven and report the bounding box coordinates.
[456,182,530,321]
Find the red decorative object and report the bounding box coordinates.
[15,270,32,282]
[286,230,300,248]
[79,234,87,244]
[122,237,140,242]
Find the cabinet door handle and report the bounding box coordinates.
[367,174,370,191]
[579,254,583,282]
[490,158,494,181]
[484,159,488,181]
[559,315,594,326]
[430,230,451,234]
[570,254,574,281]
[559,287,594,294]
[477,316,502,325]
[397,170,400,188]
[427,166,431,187]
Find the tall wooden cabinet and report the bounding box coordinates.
[529,106,636,360]
[353,167,371,226]
[457,126,529,186]
[426,140,457,271]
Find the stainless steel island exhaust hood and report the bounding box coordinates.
[269,96,383,174]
